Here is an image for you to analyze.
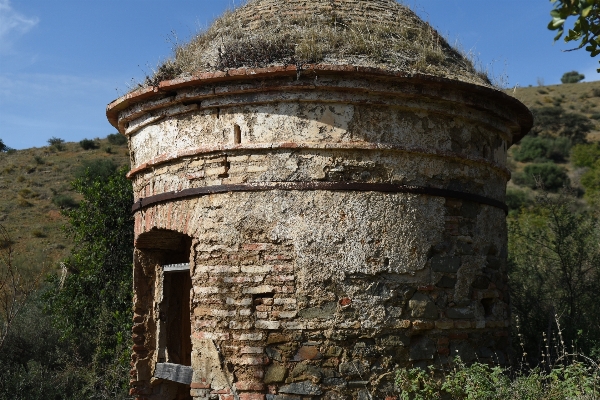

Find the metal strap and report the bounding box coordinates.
[132,181,508,214]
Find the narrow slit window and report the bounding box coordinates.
[233,124,241,144]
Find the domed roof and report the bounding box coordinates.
[147,0,492,87]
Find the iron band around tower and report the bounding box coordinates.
[131,181,509,214]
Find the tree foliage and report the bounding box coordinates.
[530,106,591,144]
[512,136,572,163]
[509,191,600,362]
[44,166,133,394]
[513,163,570,191]
[561,70,585,83]
[549,0,600,70]
[0,139,12,153]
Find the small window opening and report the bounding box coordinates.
[233,124,241,145]
[216,107,220,119]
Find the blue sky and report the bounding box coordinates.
[1,0,598,150]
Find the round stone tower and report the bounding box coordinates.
[107,1,532,399]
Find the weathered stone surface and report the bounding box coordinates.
[264,363,287,384]
[279,381,323,395]
[431,255,461,273]
[446,307,475,319]
[295,301,335,320]
[409,337,436,361]
[339,360,368,377]
[436,275,457,288]
[408,293,438,319]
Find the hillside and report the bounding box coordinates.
[508,80,600,141]
[0,136,129,270]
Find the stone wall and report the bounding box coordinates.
[110,67,530,400]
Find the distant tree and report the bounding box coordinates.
[47,137,65,151]
[549,1,600,71]
[561,70,585,83]
[0,139,12,153]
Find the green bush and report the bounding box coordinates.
[52,194,78,209]
[571,143,600,168]
[79,138,98,150]
[580,160,600,205]
[505,188,531,212]
[395,357,600,399]
[74,159,118,183]
[561,70,585,84]
[512,136,571,163]
[106,133,127,146]
[512,163,570,191]
[531,106,592,143]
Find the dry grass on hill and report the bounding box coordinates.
[0,137,129,271]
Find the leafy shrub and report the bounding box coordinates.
[32,229,45,238]
[590,112,600,119]
[509,191,600,363]
[33,155,44,165]
[512,163,570,191]
[106,133,127,146]
[52,194,78,209]
[395,358,600,399]
[17,198,32,207]
[505,188,531,212]
[561,70,585,84]
[74,159,119,183]
[512,136,571,163]
[571,143,600,168]
[531,106,592,143]
[47,137,65,151]
[79,138,98,150]
[580,161,600,205]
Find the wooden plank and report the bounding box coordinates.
[163,263,190,272]
[154,363,194,385]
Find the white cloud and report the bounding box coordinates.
[0,0,39,52]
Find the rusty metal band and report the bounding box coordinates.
[132,182,508,214]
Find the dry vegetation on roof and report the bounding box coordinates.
[142,0,491,88]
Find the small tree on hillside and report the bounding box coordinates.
[0,225,42,352]
[45,166,133,397]
[561,71,585,83]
